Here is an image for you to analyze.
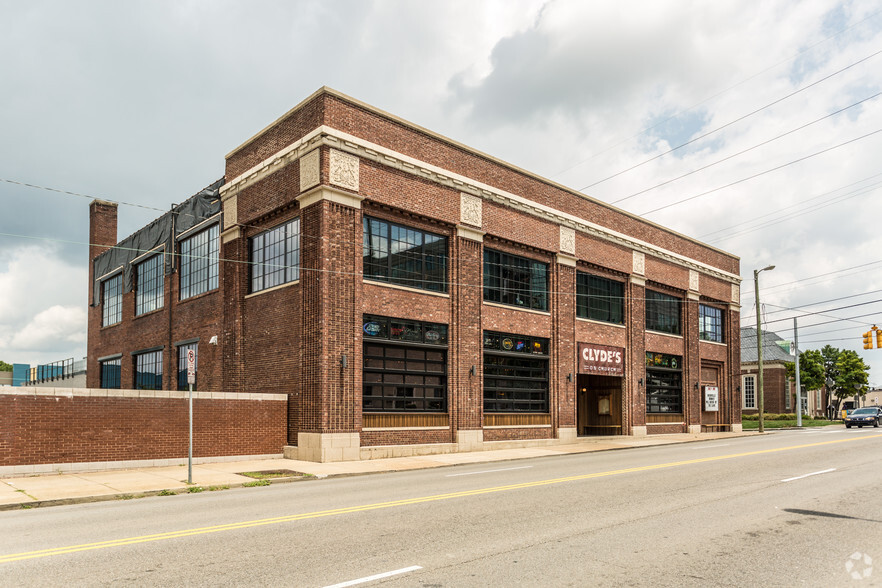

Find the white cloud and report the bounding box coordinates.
[0,245,87,364]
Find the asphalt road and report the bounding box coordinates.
[1,427,880,587]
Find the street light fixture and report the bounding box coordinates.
[754,265,775,433]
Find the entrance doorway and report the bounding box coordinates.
[577,374,623,435]
[700,363,726,432]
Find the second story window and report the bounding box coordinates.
[363,217,448,292]
[483,249,548,311]
[645,290,681,335]
[180,224,219,300]
[699,304,724,343]
[577,273,624,324]
[135,254,164,316]
[250,217,300,293]
[101,273,123,327]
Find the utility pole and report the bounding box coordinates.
[754,265,775,434]
[794,317,801,427]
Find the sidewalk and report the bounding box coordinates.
[0,431,755,510]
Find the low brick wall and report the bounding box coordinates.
[0,388,287,469]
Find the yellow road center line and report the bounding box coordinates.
[2,433,879,564]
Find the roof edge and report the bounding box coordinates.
[225,87,740,263]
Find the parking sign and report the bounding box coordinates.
[186,349,196,385]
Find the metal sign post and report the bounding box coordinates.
[186,349,196,485]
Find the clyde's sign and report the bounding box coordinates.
[578,343,624,376]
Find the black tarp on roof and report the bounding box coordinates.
[91,178,224,305]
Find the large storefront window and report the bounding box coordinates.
[645,352,682,413]
[362,315,448,412]
[483,331,549,412]
[363,217,448,292]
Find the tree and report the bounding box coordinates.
[0,360,12,372]
[785,349,826,391]
[833,350,870,402]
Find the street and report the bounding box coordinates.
[1,428,881,587]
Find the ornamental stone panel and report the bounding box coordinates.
[559,226,576,255]
[299,149,320,192]
[460,192,482,228]
[632,251,645,275]
[329,148,359,191]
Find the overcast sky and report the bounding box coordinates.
[2,0,881,384]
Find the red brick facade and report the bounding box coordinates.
[0,389,286,469]
[87,87,742,462]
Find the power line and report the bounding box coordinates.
[580,49,882,192]
[611,91,882,206]
[699,172,882,241]
[639,127,882,216]
[546,7,882,184]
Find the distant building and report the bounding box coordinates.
[740,327,821,415]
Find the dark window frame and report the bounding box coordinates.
[576,272,625,324]
[645,290,682,335]
[250,217,301,293]
[99,358,121,389]
[362,314,448,413]
[134,350,163,390]
[645,352,682,414]
[699,304,724,343]
[483,330,550,413]
[362,216,448,293]
[179,224,219,300]
[483,249,548,311]
[135,253,164,316]
[101,273,123,327]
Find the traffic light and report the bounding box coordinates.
[863,331,873,349]
[876,330,882,349]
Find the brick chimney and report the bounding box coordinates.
[88,199,118,304]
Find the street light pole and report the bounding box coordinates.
[754,265,775,434]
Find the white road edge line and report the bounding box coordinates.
[445,466,533,477]
[324,565,423,588]
[691,444,730,450]
[781,468,836,483]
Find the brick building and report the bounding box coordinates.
[88,87,742,462]
[740,327,821,416]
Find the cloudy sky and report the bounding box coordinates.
[2,0,881,383]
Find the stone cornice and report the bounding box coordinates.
[221,125,741,286]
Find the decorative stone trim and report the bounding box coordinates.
[632,251,645,275]
[329,148,359,191]
[560,225,576,255]
[630,275,646,287]
[687,292,700,301]
[297,186,364,210]
[456,224,485,242]
[223,193,238,231]
[299,149,320,192]
[689,270,699,292]
[556,253,577,267]
[221,226,240,244]
[222,124,740,285]
[460,192,482,227]
[731,283,740,303]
